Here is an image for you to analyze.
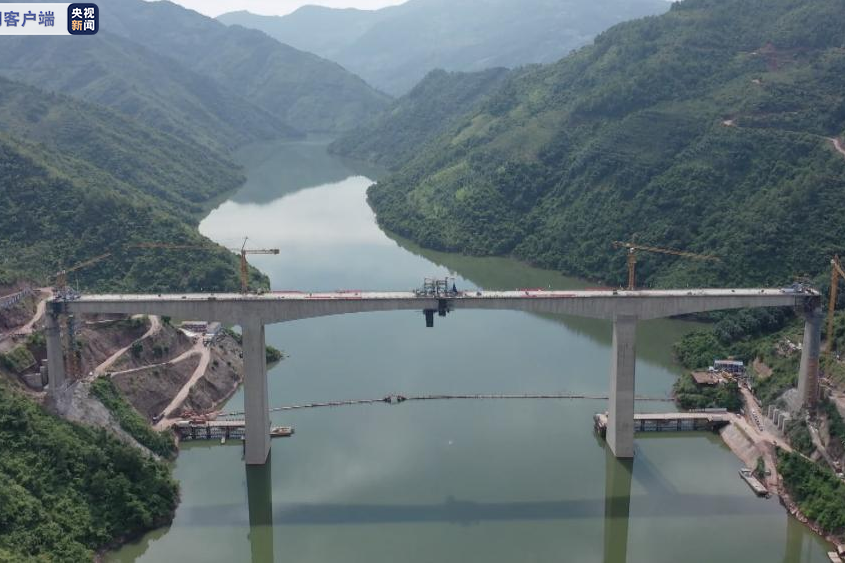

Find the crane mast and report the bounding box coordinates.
[828,255,845,355]
[611,240,720,290]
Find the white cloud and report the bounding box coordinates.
[155,0,408,18]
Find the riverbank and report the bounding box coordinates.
[673,315,845,553]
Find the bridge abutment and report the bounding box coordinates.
[45,313,66,393]
[243,320,271,465]
[798,302,823,410]
[607,315,637,458]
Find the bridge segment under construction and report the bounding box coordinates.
[45,287,822,465]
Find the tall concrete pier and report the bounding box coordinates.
[44,313,66,391]
[47,288,820,464]
[243,320,271,464]
[797,299,823,410]
[607,315,637,458]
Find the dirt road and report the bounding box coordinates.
[93,315,162,377]
[154,340,211,430]
[830,137,845,158]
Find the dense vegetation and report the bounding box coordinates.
[330,68,512,168]
[106,0,389,133]
[0,76,243,217]
[0,75,272,291]
[0,381,178,561]
[0,33,299,153]
[779,450,845,534]
[220,0,669,95]
[675,311,804,407]
[0,344,36,374]
[784,419,815,457]
[90,377,177,460]
[366,0,845,288]
[222,328,284,364]
[0,131,262,292]
[672,372,742,411]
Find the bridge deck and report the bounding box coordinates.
[64,287,808,302]
[54,287,814,324]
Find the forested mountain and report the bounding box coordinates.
[0,77,257,291]
[103,0,389,133]
[0,381,178,561]
[367,0,845,288]
[218,0,669,95]
[330,68,512,169]
[0,32,299,153]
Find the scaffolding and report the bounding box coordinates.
[415,276,458,297]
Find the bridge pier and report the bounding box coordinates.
[45,313,66,393]
[243,320,271,465]
[607,315,637,458]
[797,301,823,410]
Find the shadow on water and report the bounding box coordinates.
[183,491,770,530]
[604,452,633,563]
[246,456,274,563]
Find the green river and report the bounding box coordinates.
[108,139,830,562]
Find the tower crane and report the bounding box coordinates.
[233,238,279,294]
[52,253,112,297]
[827,255,845,355]
[50,252,113,378]
[611,241,720,290]
[133,238,279,293]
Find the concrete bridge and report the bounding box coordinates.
[45,288,823,464]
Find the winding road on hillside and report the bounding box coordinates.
[19,288,52,335]
[93,315,162,377]
[830,136,845,159]
[721,118,845,161]
[153,340,212,430]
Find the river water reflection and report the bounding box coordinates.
[108,139,829,563]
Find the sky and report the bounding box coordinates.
[157,0,408,17]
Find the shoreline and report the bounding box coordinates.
[716,413,843,554]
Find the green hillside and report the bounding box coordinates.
[369,0,845,288]
[0,78,261,291]
[219,0,669,96]
[329,68,512,169]
[105,0,390,133]
[0,33,298,153]
[0,76,242,218]
[0,133,257,292]
[0,380,178,561]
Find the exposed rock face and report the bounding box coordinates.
[112,323,193,372]
[76,318,150,375]
[112,355,200,421]
[0,294,35,331]
[177,334,244,415]
[46,380,157,458]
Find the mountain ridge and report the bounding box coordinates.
[218,0,670,95]
[365,0,845,287]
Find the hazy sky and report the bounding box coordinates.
[157,0,408,17]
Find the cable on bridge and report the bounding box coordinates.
[217,393,674,418]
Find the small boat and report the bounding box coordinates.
[271,426,294,438]
[739,468,769,497]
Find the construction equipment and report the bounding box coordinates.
[133,238,279,293]
[611,241,720,290]
[52,253,112,298]
[50,253,113,378]
[827,255,845,355]
[233,238,279,294]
